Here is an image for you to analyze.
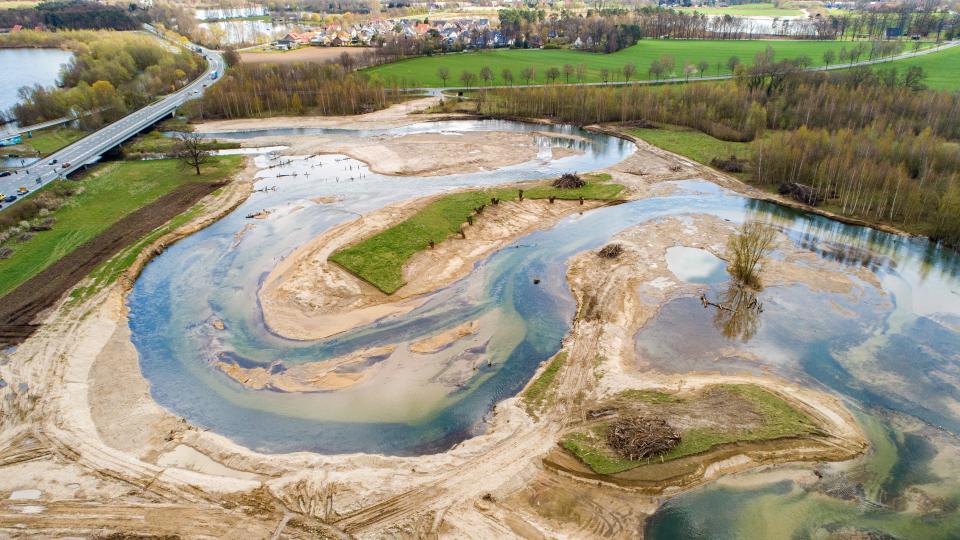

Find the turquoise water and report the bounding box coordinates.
[128,120,960,536]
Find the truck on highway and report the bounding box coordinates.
[210,70,219,80]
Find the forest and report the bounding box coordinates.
[190,63,404,119]
[5,31,205,128]
[477,55,960,248]
[0,1,139,31]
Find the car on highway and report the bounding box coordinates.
[3,195,17,203]
[62,162,70,169]
[0,171,11,177]
[50,159,58,164]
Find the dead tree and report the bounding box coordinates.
[173,132,211,175]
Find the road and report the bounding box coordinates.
[0,27,225,203]
[421,39,959,94]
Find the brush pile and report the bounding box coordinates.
[597,243,624,259]
[606,416,681,461]
[552,173,586,189]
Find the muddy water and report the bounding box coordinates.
[129,120,635,455]
[129,120,960,536]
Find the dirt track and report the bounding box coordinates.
[0,181,225,345]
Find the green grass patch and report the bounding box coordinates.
[562,384,817,474]
[614,389,684,404]
[630,126,752,167]
[875,44,960,91]
[0,156,243,297]
[523,352,567,412]
[124,131,239,155]
[330,177,623,294]
[367,40,862,88]
[17,127,87,156]
[676,2,803,16]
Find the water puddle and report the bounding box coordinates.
[665,246,728,284]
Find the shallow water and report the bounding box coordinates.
[665,246,728,284]
[129,120,960,536]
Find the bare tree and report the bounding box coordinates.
[600,67,610,83]
[576,64,587,83]
[174,132,210,175]
[437,67,450,86]
[479,66,494,85]
[501,68,514,86]
[726,221,776,288]
[697,60,710,78]
[546,66,560,83]
[623,62,636,82]
[459,70,477,87]
[563,63,574,83]
[521,66,536,85]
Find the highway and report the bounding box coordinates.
[0,27,225,203]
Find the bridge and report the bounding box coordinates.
[0,26,225,203]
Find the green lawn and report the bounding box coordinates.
[523,352,567,413]
[676,2,804,17]
[124,131,240,155]
[0,156,243,297]
[17,127,87,156]
[330,176,623,294]
[366,40,861,87]
[561,384,817,475]
[872,44,960,91]
[630,126,754,175]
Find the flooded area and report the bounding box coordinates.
[126,118,960,537]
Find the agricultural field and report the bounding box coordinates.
[366,40,868,87]
[0,0,38,8]
[676,2,805,17]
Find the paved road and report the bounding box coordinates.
[421,39,959,94]
[0,114,83,139]
[0,28,225,203]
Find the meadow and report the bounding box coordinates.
[675,2,804,17]
[367,40,878,87]
[869,44,960,91]
[0,156,242,296]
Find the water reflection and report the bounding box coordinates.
[704,284,763,343]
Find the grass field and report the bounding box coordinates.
[561,384,816,475]
[630,126,753,167]
[523,352,567,414]
[14,127,87,156]
[869,44,960,91]
[676,2,804,16]
[0,0,39,8]
[366,40,860,87]
[330,176,622,294]
[124,131,240,155]
[0,156,242,297]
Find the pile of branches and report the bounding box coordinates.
[606,416,681,461]
[778,182,823,206]
[597,243,624,259]
[709,155,746,173]
[552,173,586,189]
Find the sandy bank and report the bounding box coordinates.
[259,194,605,341]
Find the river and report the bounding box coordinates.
[0,48,73,121]
[127,120,960,538]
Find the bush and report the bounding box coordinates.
[710,155,746,173]
[552,173,586,189]
[606,416,681,461]
[598,243,624,258]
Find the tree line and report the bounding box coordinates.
[477,57,960,248]
[0,0,139,31]
[6,31,205,128]
[189,62,404,119]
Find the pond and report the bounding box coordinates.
[0,48,73,120]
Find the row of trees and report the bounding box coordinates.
[0,0,139,31]
[9,31,205,128]
[191,63,404,119]
[478,60,960,248]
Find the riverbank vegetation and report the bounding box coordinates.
[5,30,205,128]
[330,176,623,294]
[0,156,242,298]
[561,384,817,475]
[187,62,404,119]
[478,58,960,249]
